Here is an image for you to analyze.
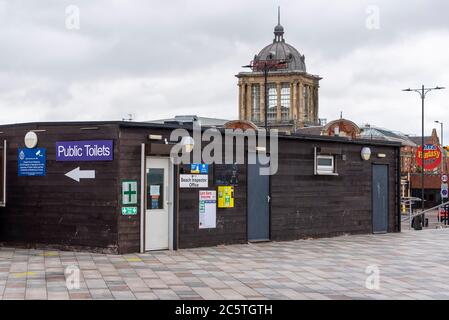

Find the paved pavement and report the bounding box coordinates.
[1,229,449,300]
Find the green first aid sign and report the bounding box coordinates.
[122,180,138,205]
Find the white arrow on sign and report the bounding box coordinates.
[65,167,95,182]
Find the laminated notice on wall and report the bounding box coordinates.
[217,186,234,208]
[150,185,160,196]
[199,190,216,229]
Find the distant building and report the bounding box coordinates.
[296,118,361,139]
[236,11,321,132]
[359,126,447,206]
[298,121,448,206]
[359,124,418,175]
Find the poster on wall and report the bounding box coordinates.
[217,186,234,208]
[199,190,216,229]
[18,148,46,177]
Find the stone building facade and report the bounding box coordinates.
[236,15,321,132]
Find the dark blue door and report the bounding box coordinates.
[248,158,270,241]
[372,164,389,233]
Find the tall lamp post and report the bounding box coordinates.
[435,120,445,213]
[435,120,444,174]
[242,59,288,130]
[402,85,445,229]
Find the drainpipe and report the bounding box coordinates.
[140,143,145,253]
[397,146,402,232]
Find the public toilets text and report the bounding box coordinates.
[57,144,111,157]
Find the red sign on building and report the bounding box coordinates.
[416,144,442,171]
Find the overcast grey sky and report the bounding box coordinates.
[1,0,449,141]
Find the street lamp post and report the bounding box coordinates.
[403,85,445,230]
[435,120,444,174]
[242,60,288,131]
[435,120,445,215]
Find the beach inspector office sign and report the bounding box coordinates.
[180,174,208,188]
[56,140,113,161]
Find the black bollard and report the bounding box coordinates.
[413,215,423,230]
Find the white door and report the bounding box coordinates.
[145,158,170,251]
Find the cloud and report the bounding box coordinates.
[0,0,449,141]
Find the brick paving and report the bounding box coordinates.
[1,229,449,300]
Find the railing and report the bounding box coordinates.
[402,201,449,221]
[401,197,423,229]
[401,200,449,229]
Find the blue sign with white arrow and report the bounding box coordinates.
[441,183,448,199]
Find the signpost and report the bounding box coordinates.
[18,148,46,177]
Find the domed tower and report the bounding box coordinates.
[236,8,322,132]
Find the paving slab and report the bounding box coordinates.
[1,229,449,299]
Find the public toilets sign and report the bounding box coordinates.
[56,140,113,161]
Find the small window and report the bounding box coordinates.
[316,155,337,175]
[147,168,165,210]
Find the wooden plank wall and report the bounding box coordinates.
[271,139,399,241]
[0,123,400,254]
[117,127,172,253]
[177,162,247,249]
[0,124,120,253]
[118,127,248,251]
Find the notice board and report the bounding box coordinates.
[214,164,239,186]
[18,148,46,177]
[199,190,216,229]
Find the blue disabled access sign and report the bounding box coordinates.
[18,148,46,176]
[191,164,209,174]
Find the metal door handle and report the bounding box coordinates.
[267,195,271,203]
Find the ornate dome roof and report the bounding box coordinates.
[253,9,306,72]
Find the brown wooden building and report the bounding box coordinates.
[0,121,401,254]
